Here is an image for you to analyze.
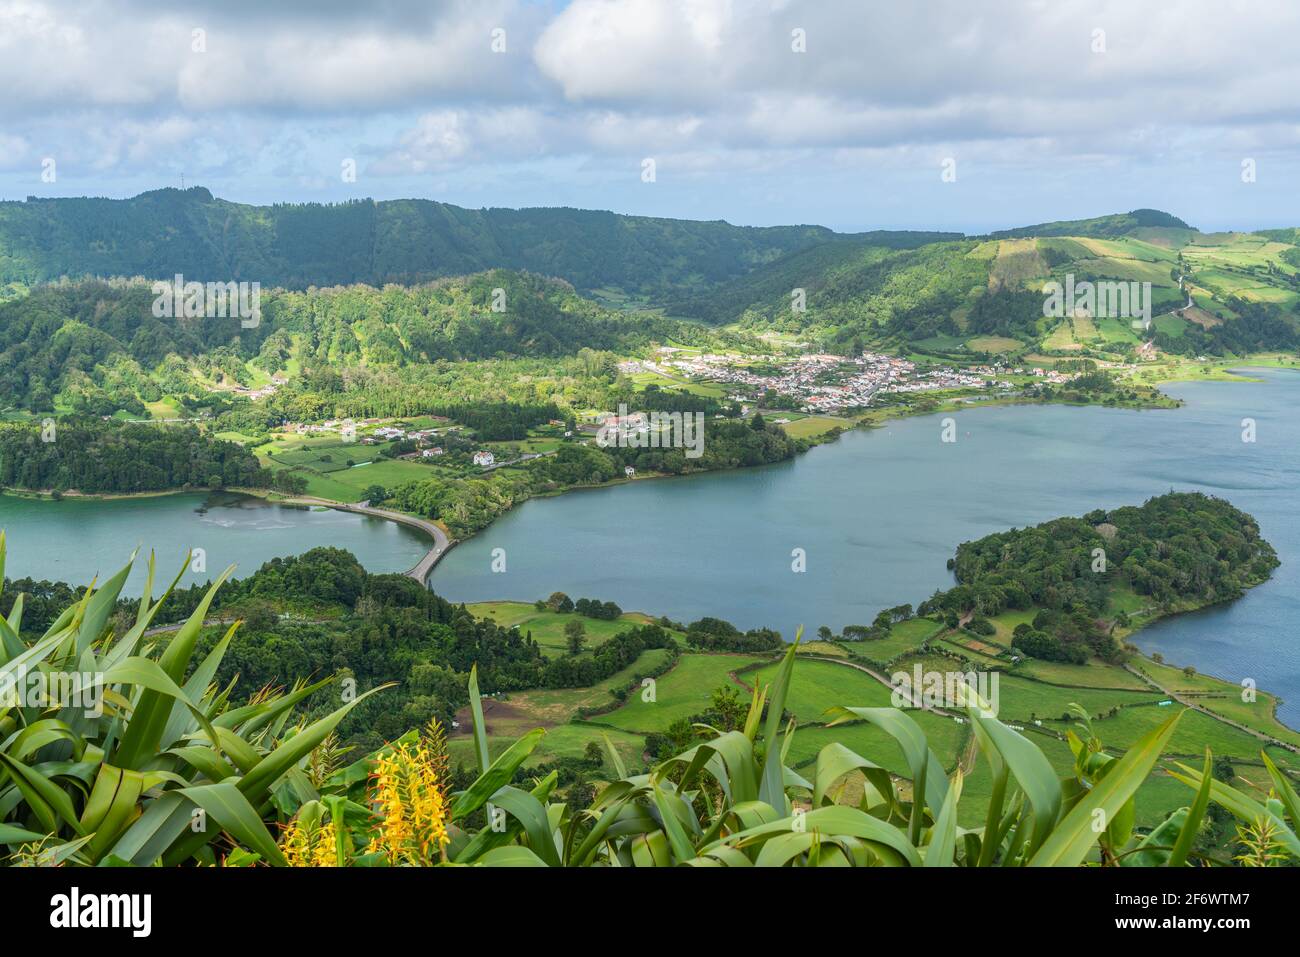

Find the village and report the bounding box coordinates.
[628,349,1081,414]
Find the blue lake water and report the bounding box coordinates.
[2,369,1296,725]
[0,491,431,592]
[430,368,1300,725]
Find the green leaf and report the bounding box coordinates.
[969,710,1060,856]
[485,785,561,866]
[1169,761,1300,858]
[0,750,85,836]
[1260,751,1300,833]
[1029,710,1181,867]
[601,731,627,780]
[650,780,698,864]
[112,568,233,770]
[73,553,135,656]
[1166,751,1213,867]
[466,665,491,775]
[706,805,921,866]
[238,684,391,800]
[812,742,893,810]
[179,781,287,866]
[451,728,546,821]
[0,823,49,845]
[925,769,963,867]
[828,705,948,835]
[474,845,548,867]
[80,764,147,862]
[757,635,800,813]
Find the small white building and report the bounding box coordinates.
[421,448,444,458]
[624,466,636,478]
[472,450,496,467]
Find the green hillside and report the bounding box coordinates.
[673,210,1300,359]
[0,271,713,415]
[986,207,1192,239]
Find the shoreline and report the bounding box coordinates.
[460,590,1300,742]
[0,361,1275,510]
[278,496,454,583]
[4,367,1297,738]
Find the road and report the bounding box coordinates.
[284,497,453,583]
[1124,663,1299,755]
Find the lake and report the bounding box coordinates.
[2,369,1297,724]
[0,491,431,590]
[430,369,1300,724]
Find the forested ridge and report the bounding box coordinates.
[0,187,896,299]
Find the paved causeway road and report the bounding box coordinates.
[286,497,452,583]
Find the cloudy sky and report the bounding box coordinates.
[2,0,1299,233]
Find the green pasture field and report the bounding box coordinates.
[1073,237,1178,263]
[850,617,945,664]
[965,336,1022,353]
[1014,657,1151,690]
[594,653,771,733]
[447,722,647,770]
[937,638,1005,667]
[1042,321,1079,351]
[1046,702,1288,766]
[1075,256,1177,285]
[463,648,676,741]
[1094,318,1142,343]
[742,658,893,723]
[1153,313,1188,337]
[784,712,969,778]
[795,640,849,657]
[993,673,1162,722]
[990,238,1048,288]
[779,415,847,438]
[1129,658,1300,748]
[466,601,671,657]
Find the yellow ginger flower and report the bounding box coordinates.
[281,813,339,867]
[369,739,451,865]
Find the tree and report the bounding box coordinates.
[564,619,587,656]
[817,625,834,641]
[547,591,574,613]
[709,684,746,732]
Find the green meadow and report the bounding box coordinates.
[466,601,673,658]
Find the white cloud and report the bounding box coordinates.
[3,0,1300,229]
[374,111,473,174]
[534,0,736,103]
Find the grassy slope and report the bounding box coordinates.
[466,601,673,658]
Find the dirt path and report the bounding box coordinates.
[1123,663,1300,755]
